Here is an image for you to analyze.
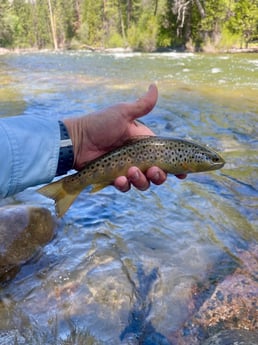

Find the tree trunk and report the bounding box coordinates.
[127,0,132,28]
[74,0,81,30]
[154,0,158,16]
[194,0,205,18]
[118,1,127,45]
[47,0,58,50]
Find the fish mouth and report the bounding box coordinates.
[209,159,225,171]
[210,152,226,169]
[216,162,225,169]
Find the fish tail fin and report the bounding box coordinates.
[37,180,81,218]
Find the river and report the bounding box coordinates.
[0,51,257,344]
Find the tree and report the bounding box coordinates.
[158,0,203,48]
[0,0,14,47]
[227,0,258,48]
[127,12,159,51]
[11,0,33,47]
[55,0,77,48]
[200,0,227,46]
[47,0,58,49]
[78,0,105,47]
[0,0,257,51]
[33,0,52,49]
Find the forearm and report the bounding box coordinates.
[0,116,60,198]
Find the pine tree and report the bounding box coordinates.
[0,0,14,47]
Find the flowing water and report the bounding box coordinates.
[0,51,257,344]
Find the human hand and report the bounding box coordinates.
[64,84,186,192]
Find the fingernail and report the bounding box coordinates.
[131,171,140,182]
[153,172,160,182]
[149,83,157,91]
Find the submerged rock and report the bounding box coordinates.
[191,243,257,332]
[169,243,258,345]
[203,330,258,345]
[0,205,56,282]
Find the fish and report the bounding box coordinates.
[37,136,225,217]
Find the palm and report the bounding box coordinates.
[74,85,158,170]
[65,84,185,189]
[86,106,154,154]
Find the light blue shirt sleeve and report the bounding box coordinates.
[0,116,60,198]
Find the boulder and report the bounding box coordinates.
[0,205,56,282]
[169,243,258,345]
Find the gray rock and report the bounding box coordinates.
[203,330,258,345]
[0,205,56,281]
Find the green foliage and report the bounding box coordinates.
[157,0,177,48]
[200,0,226,33]
[107,32,125,48]
[0,0,257,51]
[55,0,77,48]
[0,0,14,47]
[80,0,105,46]
[127,12,158,51]
[11,0,35,48]
[227,0,258,48]
[34,0,52,49]
[218,26,241,49]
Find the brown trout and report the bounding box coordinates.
[38,136,225,217]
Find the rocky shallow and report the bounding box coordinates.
[0,205,56,283]
[0,205,257,344]
[169,243,258,345]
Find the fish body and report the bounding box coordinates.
[38,136,225,217]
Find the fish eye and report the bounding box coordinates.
[212,157,220,163]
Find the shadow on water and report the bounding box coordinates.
[120,265,170,345]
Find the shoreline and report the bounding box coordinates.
[0,46,258,56]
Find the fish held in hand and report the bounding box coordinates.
[38,136,225,217]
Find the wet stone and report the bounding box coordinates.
[0,205,56,282]
[169,243,258,345]
[203,330,258,345]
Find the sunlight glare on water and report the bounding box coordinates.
[0,51,257,344]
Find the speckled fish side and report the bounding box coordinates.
[38,136,225,217]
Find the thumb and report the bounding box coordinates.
[125,84,158,121]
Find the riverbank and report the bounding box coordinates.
[1,46,258,56]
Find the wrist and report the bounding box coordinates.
[63,117,84,170]
[56,121,74,176]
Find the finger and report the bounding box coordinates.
[128,119,155,137]
[114,176,131,192]
[146,167,167,185]
[125,84,158,121]
[127,167,150,191]
[175,174,187,179]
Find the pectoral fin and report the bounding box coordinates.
[90,182,110,193]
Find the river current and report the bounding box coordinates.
[0,51,257,344]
